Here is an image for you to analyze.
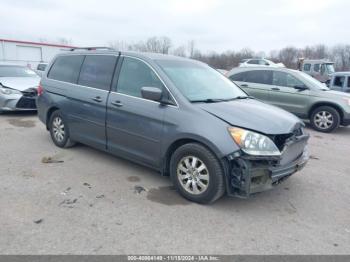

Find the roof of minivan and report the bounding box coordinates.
[59,49,192,62]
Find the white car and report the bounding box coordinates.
[0,64,40,112]
[239,58,285,68]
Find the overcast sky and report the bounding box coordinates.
[1,0,349,53]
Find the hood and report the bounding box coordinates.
[321,89,350,98]
[196,99,302,135]
[0,77,40,91]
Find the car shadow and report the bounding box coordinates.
[0,111,37,117]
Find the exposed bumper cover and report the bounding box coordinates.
[227,134,309,198]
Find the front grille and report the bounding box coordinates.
[270,127,304,151]
[16,97,37,109]
[273,133,293,151]
[21,88,37,98]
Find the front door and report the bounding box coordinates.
[268,71,310,117]
[106,57,166,168]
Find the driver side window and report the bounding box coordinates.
[116,57,164,98]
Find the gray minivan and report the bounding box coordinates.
[37,48,309,203]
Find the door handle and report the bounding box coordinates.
[111,100,123,107]
[240,84,248,87]
[271,87,280,91]
[92,96,103,103]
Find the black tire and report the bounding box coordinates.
[310,106,340,133]
[49,110,75,148]
[170,143,225,204]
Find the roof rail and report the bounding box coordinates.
[68,47,115,51]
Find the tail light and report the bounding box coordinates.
[37,82,43,96]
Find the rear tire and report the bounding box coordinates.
[310,106,340,133]
[49,110,75,148]
[170,143,225,204]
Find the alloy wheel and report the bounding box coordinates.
[177,156,209,195]
[314,111,334,130]
[52,116,65,142]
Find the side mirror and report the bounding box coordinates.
[294,85,309,91]
[141,87,163,102]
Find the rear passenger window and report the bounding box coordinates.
[48,55,84,83]
[245,70,272,85]
[303,64,311,71]
[229,72,247,82]
[116,57,164,98]
[313,64,320,72]
[78,55,117,90]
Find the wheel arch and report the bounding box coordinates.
[162,137,224,176]
[46,106,60,130]
[308,102,344,121]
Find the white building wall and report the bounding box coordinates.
[0,40,74,69]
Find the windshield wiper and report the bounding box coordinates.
[191,98,228,103]
[191,96,253,103]
[232,96,254,100]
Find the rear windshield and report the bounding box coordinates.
[0,66,37,77]
[156,59,246,102]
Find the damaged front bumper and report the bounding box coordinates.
[225,134,309,198]
[0,90,37,111]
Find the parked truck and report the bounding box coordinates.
[297,58,335,85]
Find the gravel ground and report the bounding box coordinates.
[0,112,349,254]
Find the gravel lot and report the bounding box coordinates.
[0,112,349,255]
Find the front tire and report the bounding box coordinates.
[310,106,340,133]
[49,110,75,148]
[170,143,225,204]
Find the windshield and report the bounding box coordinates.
[326,63,335,74]
[0,66,37,77]
[298,71,329,90]
[156,59,246,102]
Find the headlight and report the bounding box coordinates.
[0,87,20,95]
[228,127,281,156]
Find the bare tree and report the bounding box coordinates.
[188,40,196,58]
[106,36,350,70]
[109,40,129,51]
[331,44,350,70]
[277,47,299,68]
[172,45,187,57]
[159,36,172,54]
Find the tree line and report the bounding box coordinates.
[107,36,350,71]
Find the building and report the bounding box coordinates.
[0,38,75,69]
